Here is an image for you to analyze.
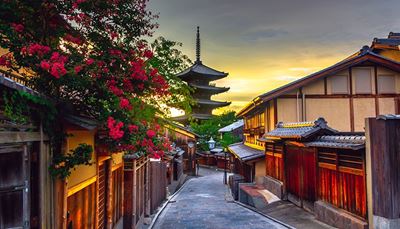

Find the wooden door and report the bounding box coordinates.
[286,146,317,208]
[0,144,30,229]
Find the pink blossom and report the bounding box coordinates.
[86,58,94,65]
[128,125,139,133]
[107,117,124,140]
[146,129,156,139]
[11,23,24,33]
[119,98,132,110]
[40,60,51,70]
[50,62,67,78]
[74,65,83,74]
[143,50,153,59]
[0,54,12,67]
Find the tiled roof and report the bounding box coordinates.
[305,135,365,150]
[0,72,36,95]
[260,118,337,141]
[218,119,244,133]
[377,114,400,120]
[228,143,264,162]
[373,38,400,47]
[176,62,228,80]
[196,99,231,107]
[64,114,98,130]
[190,83,230,93]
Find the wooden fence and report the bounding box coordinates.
[123,155,149,229]
[149,161,167,214]
[317,149,366,218]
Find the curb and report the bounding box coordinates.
[233,200,295,229]
[148,177,193,229]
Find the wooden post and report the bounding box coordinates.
[106,159,113,229]
[145,157,150,217]
[123,156,136,229]
[366,116,400,228]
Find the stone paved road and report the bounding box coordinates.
[152,168,287,229]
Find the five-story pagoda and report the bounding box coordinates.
[174,27,230,124]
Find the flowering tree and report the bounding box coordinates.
[0,0,187,167]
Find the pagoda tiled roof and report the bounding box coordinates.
[172,113,214,122]
[176,61,228,80]
[190,83,230,93]
[305,134,365,150]
[259,117,337,141]
[196,99,231,107]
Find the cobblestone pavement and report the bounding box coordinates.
[152,168,287,229]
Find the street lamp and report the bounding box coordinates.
[208,137,216,150]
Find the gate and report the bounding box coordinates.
[0,144,30,229]
[286,146,317,210]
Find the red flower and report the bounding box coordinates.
[143,50,153,59]
[40,60,51,70]
[27,43,51,57]
[86,58,94,65]
[50,62,67,78]
[0,54,12,67]
[74,65,83,74]
[146,129,156,139]
[107,117,124,140]
[128,124,138,133]
[119,98,132,110]
[11,23,24,33]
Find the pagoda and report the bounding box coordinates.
[174,27,230,123]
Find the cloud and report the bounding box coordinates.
[242,28,289,42]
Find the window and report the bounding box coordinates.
[377,75,396,94]
[354,68,372,94]
[331,75,348,94]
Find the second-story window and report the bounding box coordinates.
[353,68,372,94]
[331,75,349,94]
[377,75,396,94]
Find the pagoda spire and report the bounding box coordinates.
[196,26,201,63]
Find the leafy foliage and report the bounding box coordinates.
[0,0,191,177]
[49,143,93,179]
[220,132,241,149]
[148,37,194,114]
[190,111,238,151]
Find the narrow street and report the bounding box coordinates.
[152,168,287,229]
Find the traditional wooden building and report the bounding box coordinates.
[0,71,171,229]
[227,142,265,183]
[258,118,368,229]
[174,27,230,123]
[238,34,400,135]
[0,72,52,229]
[163,122,199,176]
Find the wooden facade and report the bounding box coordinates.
[259,120,368,228]
[239,35,400,134]
[0,74,173,229]
[366,115,400,227]
[163,123,198,176]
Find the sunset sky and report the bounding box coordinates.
[148,0,400,114]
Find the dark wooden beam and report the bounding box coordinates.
[349,67,355,132]
[374,65,379,116]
